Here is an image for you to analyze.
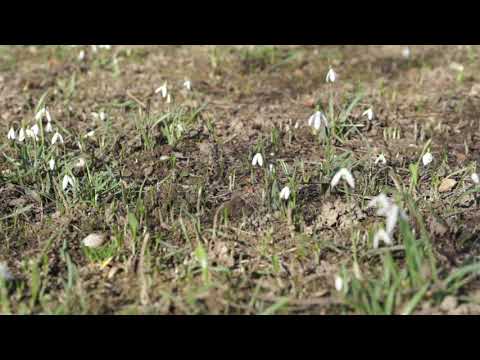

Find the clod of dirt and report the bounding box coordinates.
[82,233,107,248]
[428,215,449,237]
[438,178,457,193]
[221,195,254,219]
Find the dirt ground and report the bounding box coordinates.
[1,45,480,314]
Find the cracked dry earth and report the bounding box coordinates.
[1,45,480,314]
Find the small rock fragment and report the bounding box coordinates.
[440,296,458,312]
[438,178,457,193]
[82,233,106,248]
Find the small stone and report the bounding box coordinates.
[143,166,154,177]
[82,233,106,248]
[440,296,458,312]
[438,178,457,193]
[469,83,480,97]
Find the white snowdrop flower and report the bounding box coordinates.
[326,67,337,83]
[45,121,53,133]
[373,229,393,249]
[49,159,55,171]
[51,132,64,145]
[269,164,274,172]
[0,262,14,282]
[368,193,408,236]
[252,153,264,167]
[62,175,75,191]
[402,47,411,59]
[35,107,46,122]
[422,152,433,166]
[78,50,85,61]
[167,93,172,104]
[279,186,291,201]
[18,128,25,142]
[84,130,95,138]
[294,121,300,130]
[331,168,355,189]
[334,275,344,292]
[375,153,387,165]
[31,124,40,137]
[91,45,98,53]
[183,80,192,91]
[362,108,374,121]
[308,111,328,130]
[25,128,38,141]
[471,173,480,184]
[7,127,16,140]
[155,83,168,98]
[368,193,392,217]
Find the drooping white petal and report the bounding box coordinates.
[45,109,52,123]
[18,128,25,142]
[31,124,40,136]
[45,121,53,133]
[313,114,322,130]
[84,130,95,138]
[252,153,264,167]
[472,173,480,184]
[7,127,16,140]
[362,108,374,121]
[49,159,55,171]
[422,152,434,166]
[402,47,411,59]
[62,175,75,191]
[183,80,192,91]
[373,229,393,249]
[51,132,64,145]
[326,68,337,83]
[308,111,328,130]
[334,275,344,292]
[35,107,46,122]
[331,168,355,189]
[385,206,400,235]
[374,153,387,165]
[279,186,291,201]
[155,83,168,98]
